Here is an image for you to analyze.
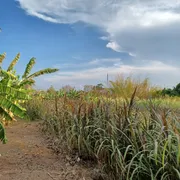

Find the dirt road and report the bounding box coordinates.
[0,121,92,180]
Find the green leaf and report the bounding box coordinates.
[0,122,7,144]
[22,57,36,78]
[27,68,59,79]
[0,53,6,65]
[0,83,29,100]
[0,97,26,118]
[19,79,35,88]
[0,69,17,80]
[7,53,20,72]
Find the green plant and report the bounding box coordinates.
[66,89,81,99]
[0,52,59,143]
[0,121,7,144]
[161,83,180,97]
[11,54,58,89]
[109,75,159,99]
[41,88,180,179]
[25,97,46,121]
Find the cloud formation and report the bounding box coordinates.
[17,0,180,88]
[54,58,122,70]
[106,41,122,52]
[17,0,180,62]
[36,60,180,89]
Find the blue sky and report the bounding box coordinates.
[1,0,180,89]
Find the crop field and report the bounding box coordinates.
[24,80,180,180]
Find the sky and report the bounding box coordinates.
[0,0,180,89]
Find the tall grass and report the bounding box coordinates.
[39,93,180,180]
[25,77,180,179]
[109,75,160,99]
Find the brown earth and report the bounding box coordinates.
[0,121,94,180]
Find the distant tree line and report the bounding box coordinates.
[161,83,180,97]
[45,82,180,98]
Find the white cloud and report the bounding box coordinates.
[17,0,180,87]
[99,36,109,41]
[27,10,59,23]
[89,58,121,65]
[106,41,135,56]
[54,58,122,69]
[17,0,180,62]
[106,41,122,52]
[36,61,180,89]
[17,0,180,26]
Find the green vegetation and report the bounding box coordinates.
[160,83,180,97]
[0,52,58,143]
[23,76,180,180]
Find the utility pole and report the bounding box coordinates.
[107,73,109,87]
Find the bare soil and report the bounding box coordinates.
[0,121,93,180]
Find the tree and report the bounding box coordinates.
[0,53,59,144]
[3,53,58,89]
[174,83,180,95]
[96,83,104,89]
[161,83,180,97]
[93,83,104,90]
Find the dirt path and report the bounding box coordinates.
[0,121,93,180]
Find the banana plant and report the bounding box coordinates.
[0,77,29,144]
[19,57,58,88]
[66,89,81,99]
[0,53,58,89]
[0,53,59,143]
[57,89,65,98]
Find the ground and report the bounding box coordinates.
[0,121,93,180]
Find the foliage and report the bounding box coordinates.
[42,86,83,100]
[47,85,56,95]
[0,52,59,143]
[24,97,46,121]
[0,121,7,144]
[66,89,81,99]
[0,68,29,144]
[161,83,180,97]
[94,83,104,90]
[35,87,180,180]
[1,52,179,179]
[0,80,29,121]
[0,53,58,89]
[109,75,159,99]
